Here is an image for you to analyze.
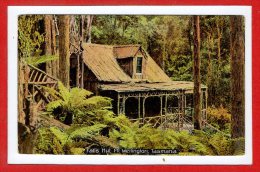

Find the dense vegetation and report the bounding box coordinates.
[34,82,244,155]
[18,15,245,155]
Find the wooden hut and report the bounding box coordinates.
[70,43,207,129]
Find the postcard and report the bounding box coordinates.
[8,6,252,165]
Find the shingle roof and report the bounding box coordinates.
[145,53,172,82]
[81,44,132,82]
[81,43,171,83]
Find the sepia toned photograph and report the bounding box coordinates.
[8,6,252,164]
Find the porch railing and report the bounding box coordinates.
[130,108,207,131]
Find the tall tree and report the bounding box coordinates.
[230,16,245,138]
[44,15,58,78]
[58,15,70,88]
[86,15,94,43]
[193,16,202,130]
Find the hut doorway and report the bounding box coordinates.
[144,96,161,117]
[125,97,139,119]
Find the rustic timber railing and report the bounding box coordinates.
[22,64,58,116]
[21,64,59,129]
[27,64,58,85]
[130,108,206,131]
[27,64,58,108]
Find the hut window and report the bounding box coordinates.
[136,57,142,73]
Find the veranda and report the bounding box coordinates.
[100,82,207,131]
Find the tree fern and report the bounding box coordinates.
[45,82,114,126]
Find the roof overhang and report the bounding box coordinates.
[99,81,207,93]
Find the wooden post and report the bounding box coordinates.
[117,93,120,115]
[165,94,168,115]
[142,96,146,124]
[163,94,168,126]
[181,90,185,127]
[138,94,141,119]
[160,96,163,124]
[81,57,84,88]
[122,95,126,115]
[177,93,181,131]
[76,54,80,87]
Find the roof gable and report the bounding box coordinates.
[113,45,141,59]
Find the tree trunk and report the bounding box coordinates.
[86,15,93,43]
[193,16,202,130]
[206,32,214,106]
[216,17,222,103]
[44,15,53,75]
[44,15,58,78]
[18,62,25,124]
[58,15,70,88]
[80,15,85,42]
[51,16,58,78]
[230,16,245,138]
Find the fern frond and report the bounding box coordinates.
[69,124,107,140]
[49,127,70,145]
[70,87,93,99]
[57,81,70,102]
[94,135,119,149]
[46,100,63,112]
[42,86,61,100]
[25,55,58,66]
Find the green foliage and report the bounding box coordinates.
[18,15,44,59]
[34,124,118,154]
[193,130,245,156]
[39,84,118,154]
[46,82,95,124]
[69,124,107,140]
[208,132,231,155]
[25,55,58,66]
[46,82,114,126]
[207,106,231,130]
[49,127,70,145]
[18,15,57,67]
[110,115,212,155]
[40,90,244,156]
[34,127,68,154]
[36,109,244,155]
